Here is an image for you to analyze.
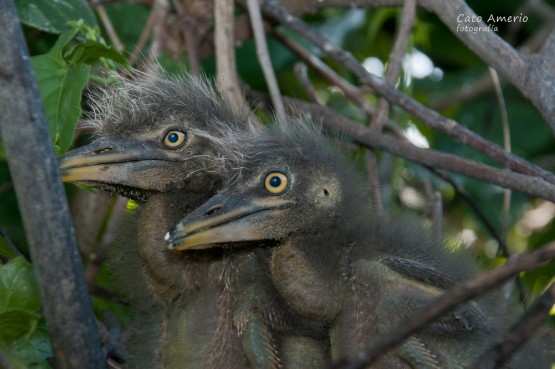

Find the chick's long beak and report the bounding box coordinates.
[59,138,174,184]
[165,194,294,251]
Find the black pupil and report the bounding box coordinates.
[168,132,179,143]
[269,176,281,188]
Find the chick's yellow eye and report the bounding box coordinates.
[163,130,187,148]
[264,172,288,194]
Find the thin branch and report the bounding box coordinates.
[95,5,124,52]
[149,0,170,58]
[370,0,416,213]
[330,242,555,369]
[214,0,250,115]
[258,0,555,185]
[246,0,286,122]
[272,30,377,118]
[128,0,170,66]
[373,0,416,130]
[488,67,529,306]
[468,282,555,369]
[307,103,555,203]
[171,0,200,74]
[293,62,319,103]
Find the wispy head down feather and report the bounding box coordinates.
[84,65,256,140]
[199,115,353,186]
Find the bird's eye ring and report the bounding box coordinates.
[264,172,288,194]
[163,130,187,148]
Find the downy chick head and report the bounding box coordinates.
[165,118,370,250]
[60,67,253,200]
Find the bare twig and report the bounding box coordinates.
[373,0,416,130]
[468,282,555,369]
[95,5,124,52]
[272,30,377,117]
[149,0,170,58]
[308,104,555,203]
[487,67,526,310]
[246,0,286,122]
[214,0,250,115]
[129,0,169,66]
[490,67,513,252]
[293,62,319,103]
[330,242,555,369]
[259,1,555,185]
[370,0,416,213]
[171,0,200,74]
[171,0,200,75]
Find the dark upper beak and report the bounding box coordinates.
[59,137,177,186]
[164,192,294,251]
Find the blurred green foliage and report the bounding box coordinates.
[0,256,52,368]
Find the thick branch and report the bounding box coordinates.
[0,2,105,368]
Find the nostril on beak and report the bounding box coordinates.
[93,147,112,155]
[204,204,223,216]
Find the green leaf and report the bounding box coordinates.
[64,39,128,65]
[32,52,90,154]
[0,310,40,342]
[31,27,127,154]
[0,257,40,314]
[56,63,91,153]
[15,0,97,34]
[0,327,53,369]
[12,327,53,367]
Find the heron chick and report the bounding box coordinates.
[165,119,534,368]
